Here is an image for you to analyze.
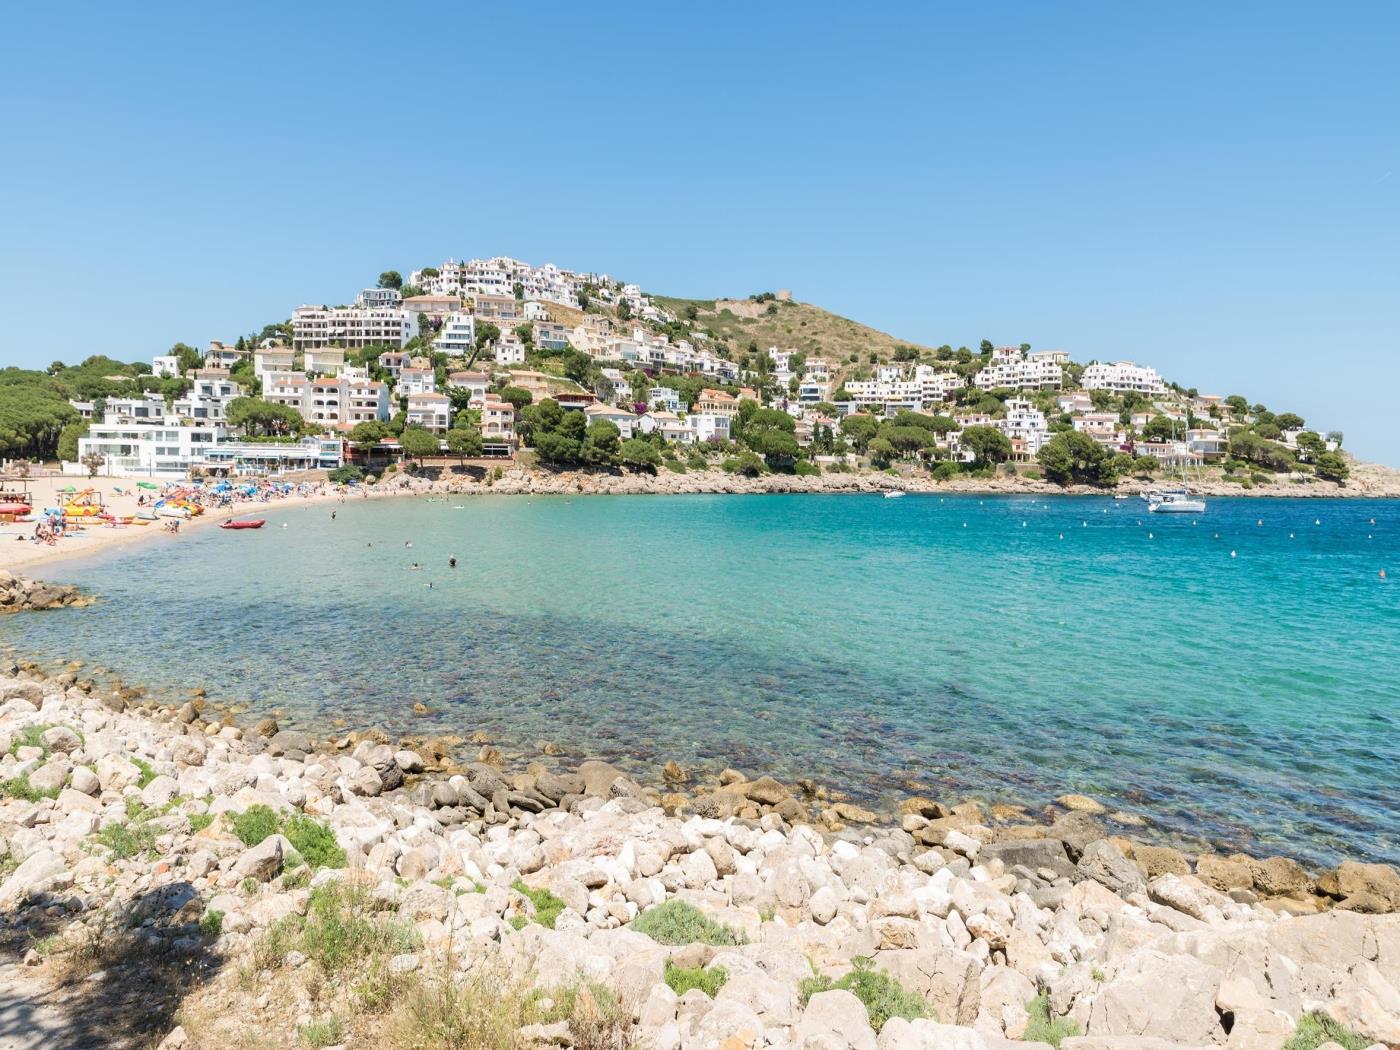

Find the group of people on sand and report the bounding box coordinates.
[23,517,65,546]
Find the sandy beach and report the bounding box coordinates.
[0,474,374,574]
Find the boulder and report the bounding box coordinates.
[95,754,141,792]
[69,766,99,796]
[1057,794,1107,814]
[1132,845,1190,878]
[577,760,628,797]
[1048,812,1106,860]
[1248,856,1311,898]
[0,849,67,908]
[141,774,180,809]
[230,834,287,882]
[1084,950,1223,1045]
[1076,840,1146,897]
[742,775,791,806]
[170,736,206,767]
[875,947,981,1026]
[1148,874,1232,921]
[1332,861,1400,913]
[40,726,82,754]
[981,839,1076,881]
[795,989,877,1050]
[266,730,312,758]
[1195,854,1253,893]
[28,758,71,796]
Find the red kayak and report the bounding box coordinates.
[220,519,265,530]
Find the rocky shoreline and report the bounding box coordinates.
[0,570,92,614]
[363,462,1400,500]
[4,654,1400,1050]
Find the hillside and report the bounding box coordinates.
[650,294,934,365]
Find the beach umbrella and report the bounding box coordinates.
[60,485,77,493]
[137,482,158,490]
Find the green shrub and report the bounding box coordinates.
[299,1015,344,1048]
[1024,993,1080,1049]
[664,962,728,998]
[188,812,214,833]
[633,901,744,947]
[664,458,687,473]
[298,883,419,975]
[283,813,347,869]
[511,880,566,929]
[200,910,225,937]
[0,773,58,803]
[794,460,821,476]
[9,724,52,757]
[93,818,160,860]
[799,958,931,1032]
[328,465,364,484]
[131,757,157,789]
[1281,1011,1370,1050]
[931,461,959,481]
[231,804,280,847]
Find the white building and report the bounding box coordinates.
[1082,361,1167,396]
[638,411,690,443]
[481,395,516,449]
[292,291,413,352]
[584,403,637,439]
[75,419,221,477]
[647,386,681,412]
[302,347,346,375]
[405,392,452,432]
[152,355,181,378]
[445,371,490,405]
[397,367,437,396]
[975,350,1063,391]
[688,413,731,444]
[997,398,1051,456]
[436,313,477,356]
[253,347,295,387]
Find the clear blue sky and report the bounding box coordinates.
[3,2,1397,461]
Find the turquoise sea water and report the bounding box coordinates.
[8,493,1399,866]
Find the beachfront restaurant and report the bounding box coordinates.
[199,438,344,476]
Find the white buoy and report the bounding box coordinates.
[1059,533,1064,539]
[1149,532,1154,539]
[1231,550,1237,558]
[1315,519,1321,525]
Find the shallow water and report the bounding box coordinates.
[10,493,1399,865]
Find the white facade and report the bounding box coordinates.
[445,371,490,405]
[997,398,1051,456]
[397,368,437,396]
[647,386,681,412]
[975,352,1063,391]
[152,355,180,377]
[1082,361,1167,396]
[406,392,451,432]
[76,420,221,477]
[436,313,477,356]
[584,404,637,439]
[292,303,413,352]
[688,413,731,444]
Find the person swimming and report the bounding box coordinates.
[449,555,457,568]
[410,562,420,570]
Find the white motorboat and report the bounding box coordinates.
[882,491,906,499]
